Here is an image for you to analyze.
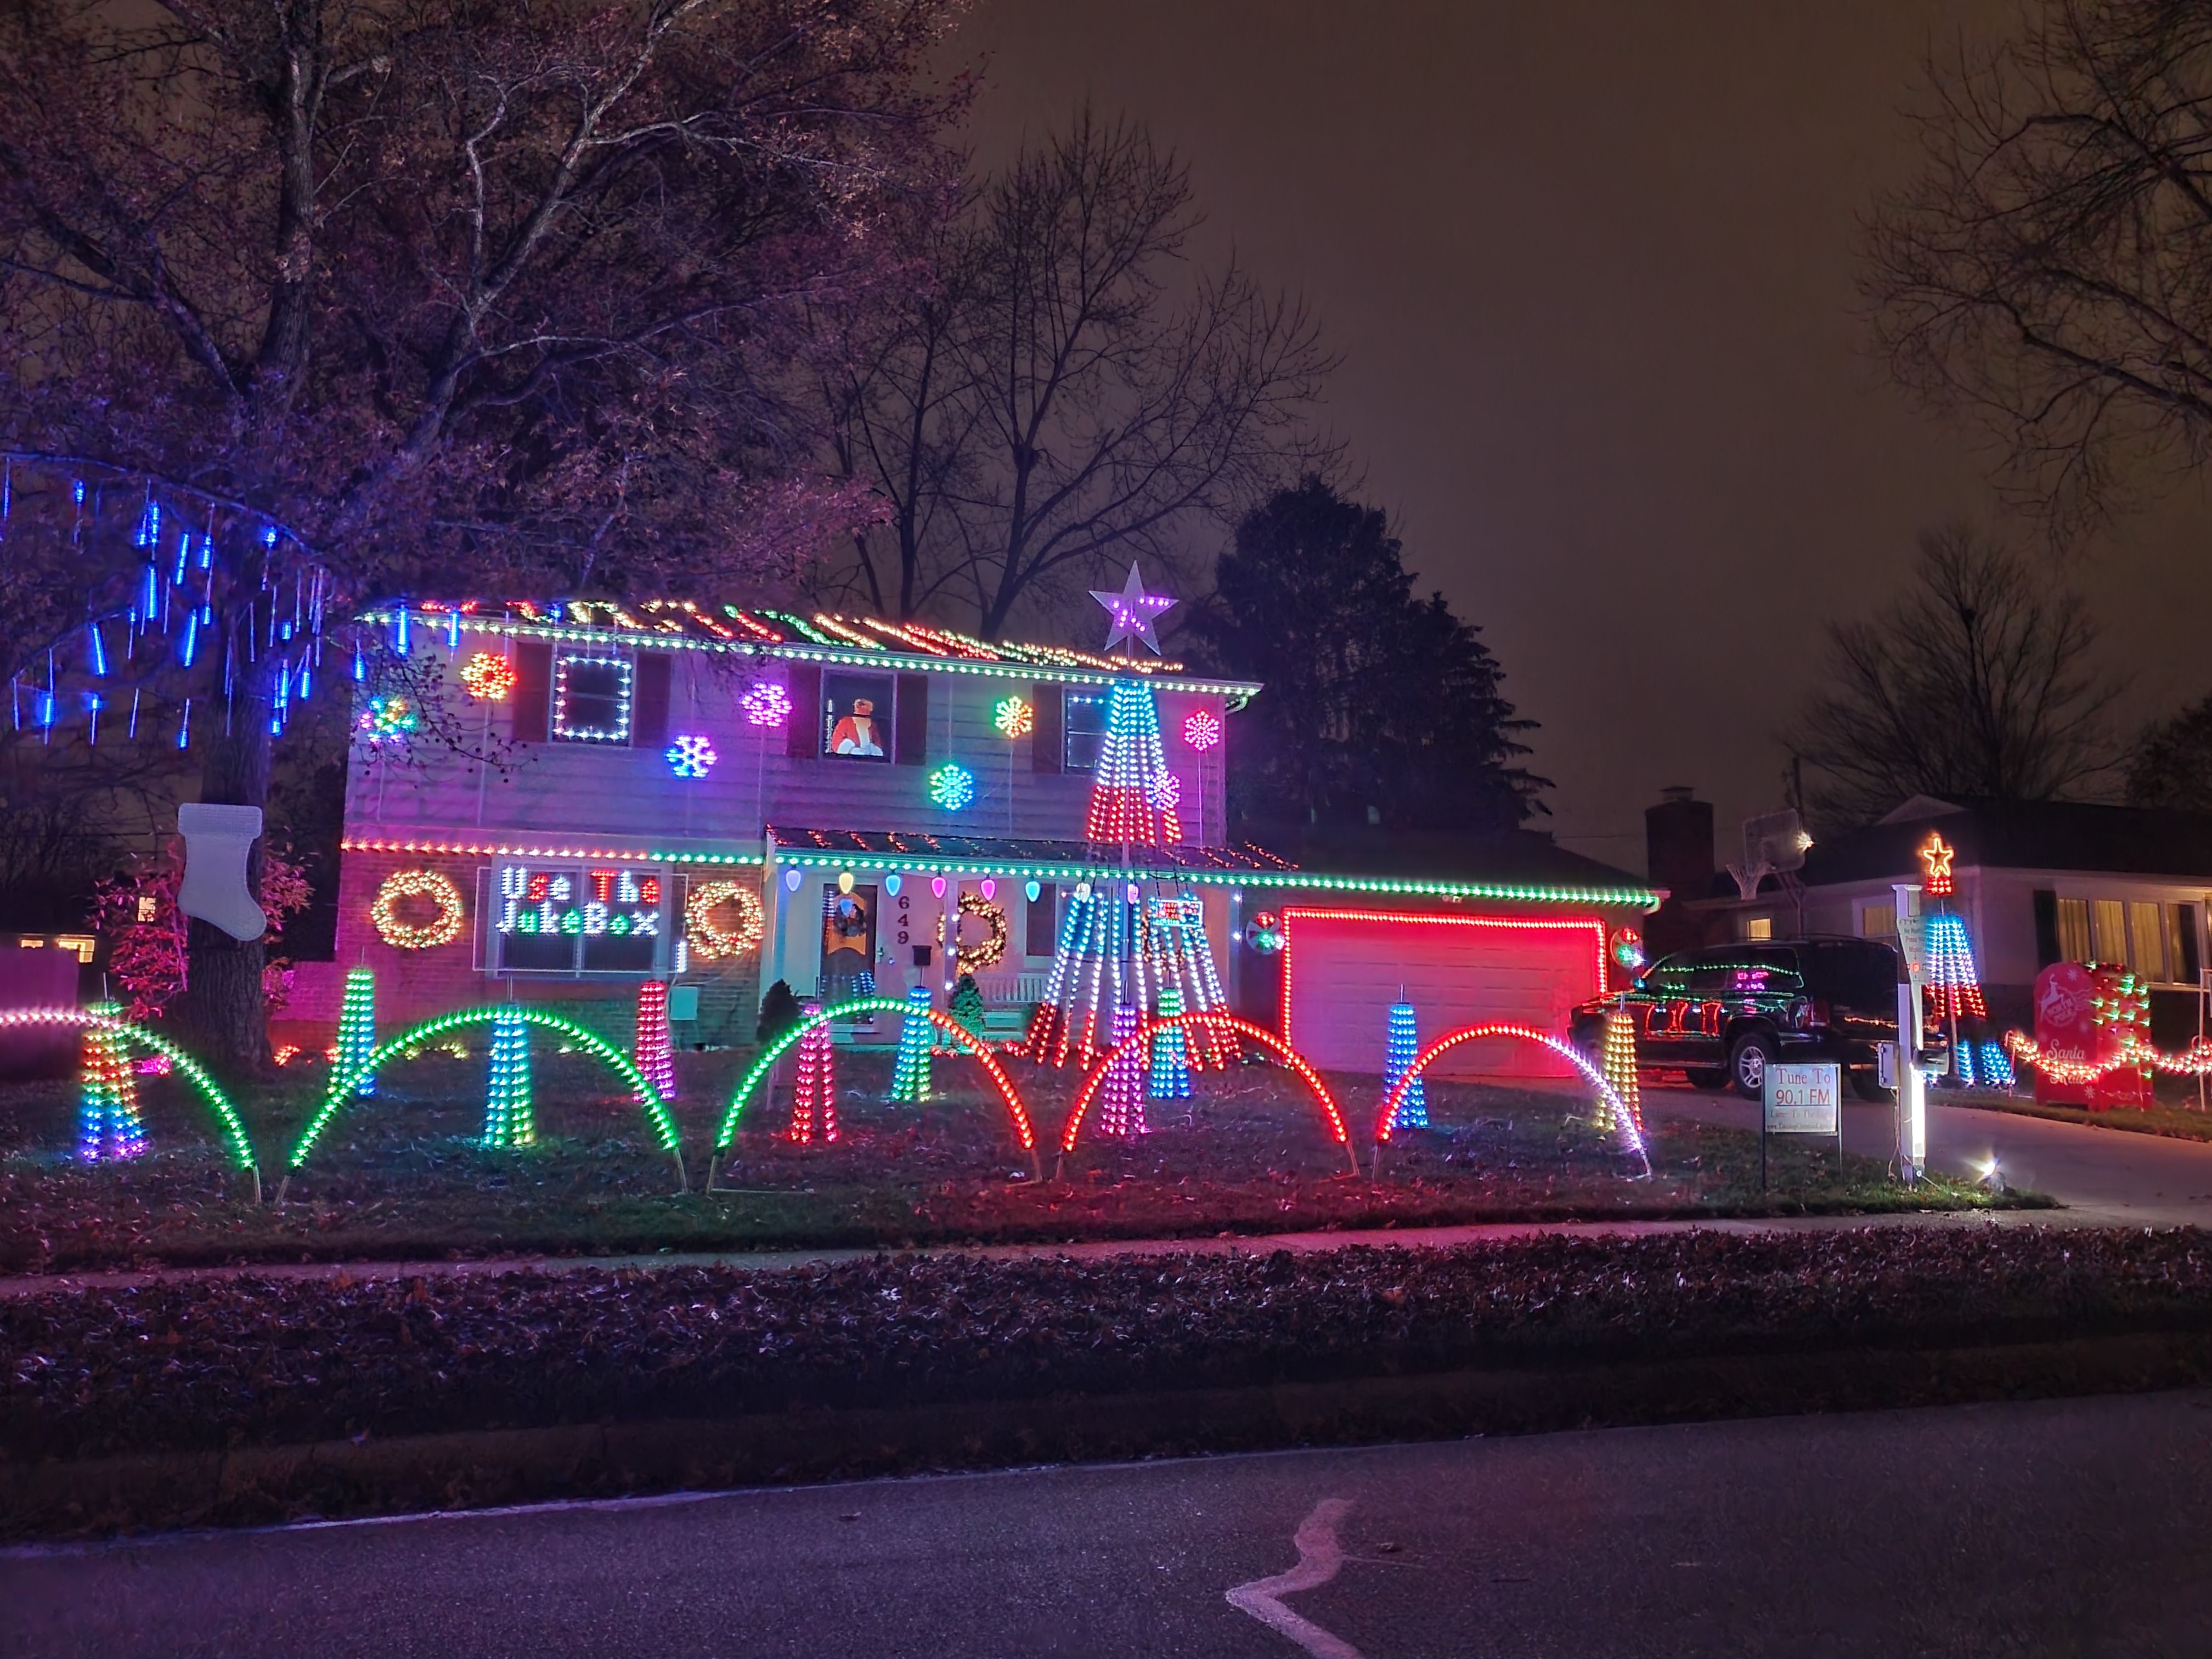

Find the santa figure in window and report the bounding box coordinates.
[829,697,884,757]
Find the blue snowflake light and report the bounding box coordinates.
[665,733,718,778]
[928,761,975,811]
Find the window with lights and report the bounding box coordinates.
[1063,691,1109,771]
[552,655,633,743]
[492,864,665,974]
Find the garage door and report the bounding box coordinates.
[1279,910,1606,1079]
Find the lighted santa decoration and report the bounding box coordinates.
[829,698,884,757]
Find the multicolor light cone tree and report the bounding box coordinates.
[1098,1002,1147,1138]
[634,981,676,1102]
[75,1005,146,1163]
[789,1003,839,1143]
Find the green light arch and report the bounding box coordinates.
[0,1006,259,1200]
[286,1005,686,1191]
[709,996,1040,1186]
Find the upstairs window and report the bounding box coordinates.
[552,655,633,743]
[821,672,895,761]
[1064,691,1109,772]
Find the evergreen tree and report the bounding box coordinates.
[1191,478,1546,835]
[949,973,986,1040]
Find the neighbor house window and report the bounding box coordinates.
[2091,899,2128,964]
[1744,916,1773,940]
[1063,691,1109,771]
[2056,897,2091,964]
[2131,902,2169,983]
[1859,901,1894,941]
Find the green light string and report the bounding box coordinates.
[292,1006,681,1178]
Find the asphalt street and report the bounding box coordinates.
[1648,1088,2212,1226]
[8,1390,2210,1658]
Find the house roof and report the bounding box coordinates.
[377,600,1261,698]
[769,825,1662,908]
[1734,799,2212,893]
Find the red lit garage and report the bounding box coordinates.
[1276,909,1607,1079]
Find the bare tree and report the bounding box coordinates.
[0,0,962,1064]
[1864,1,2212,530]
[1786,526,2121,828]
[814,107,1336,635]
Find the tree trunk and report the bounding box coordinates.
[175,633,276,1075]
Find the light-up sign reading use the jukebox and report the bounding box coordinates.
[495,865,664,974]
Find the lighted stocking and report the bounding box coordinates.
[175,803,269,941]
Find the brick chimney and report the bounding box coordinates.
[1645,786,1714,904]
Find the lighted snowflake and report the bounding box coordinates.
[992,694,1034,738]
[665,733,719,778]
[928,761,976,812]
[1182,709,1222,752]
[1148,771,1182,811]
[741,680,791,728]
[458,651,515,702]
[359,695,417,741]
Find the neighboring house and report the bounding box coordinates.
[285,600,1658,1076]
[1655,792,2212,1045]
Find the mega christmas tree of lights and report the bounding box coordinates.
[890,984,933,1103]
[1383,1001,1429,1131]
[1917,832,2000,1090]
[335,965,377,1097]
[483,1007,534,1147]
[788,1005,838,1143]
[634,981,676,1102]
[1024,562,1234,1074]
[1148,984,1191,1099]
[76,1005,145,1163]
[1084,679,1182,845]
[1098,1002,1147,1138]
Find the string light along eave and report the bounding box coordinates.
[358,606,1262,698]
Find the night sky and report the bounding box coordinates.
[950,1,2212,877]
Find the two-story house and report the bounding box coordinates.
[286,600,1658,1079]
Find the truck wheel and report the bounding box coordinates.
[1728,1032,1778,1097]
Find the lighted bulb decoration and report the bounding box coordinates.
[742,681,791,728]
[360,694,417,741]
[371,869,467,949]
[459,651,516,702]
[928,761,976,812]
[993,695,1034,738]
[684,880,763,960]
[665,733,718,778]
[1182,709,1222,752]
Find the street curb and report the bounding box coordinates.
[7,1327,2209,1538]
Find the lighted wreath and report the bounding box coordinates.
[371,869,467,950]
[685,879,764,961]
[939,891,1009,973]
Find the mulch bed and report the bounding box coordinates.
[6,1225,2209,1464]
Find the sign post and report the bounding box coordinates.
[1761,1061,1842,1190]
[1891,881,1926,1183]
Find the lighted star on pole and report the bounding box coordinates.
[1918,831,1956,897]
[1091,561,1176,656]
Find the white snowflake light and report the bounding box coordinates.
[665,734,719,778]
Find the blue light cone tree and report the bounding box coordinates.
[890,984,933,1102]
[335,965,377,1097]
[1149,985,1191,1099]
[1384,1001,1429,1130]
[483,1007,534,1147]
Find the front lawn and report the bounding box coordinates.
[0,1045,2030,1273]
[1945,1089,2212,1143]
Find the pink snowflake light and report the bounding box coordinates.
[1182,709,1221,752]
[742,680,791,728]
